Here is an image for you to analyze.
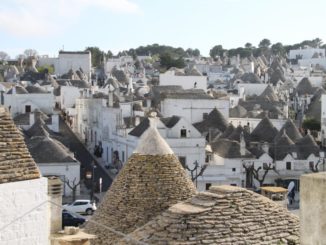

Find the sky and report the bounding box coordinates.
[1,0,326,58]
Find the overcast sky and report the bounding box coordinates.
[1,0,325,57]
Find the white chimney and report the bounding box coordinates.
[240,132,246,156]
[29,112,35,127]
[135,116,140,126]
[262,142,269,153]
[47,176,63,234]
[108,91,113,107]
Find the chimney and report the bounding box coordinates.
[262,142,269,153]
[29,112,35,127]
[240,132,246,156]
[108,91,113,107]
[135,116,140,126]
[47,176,63,234]
[300,172,326,244]
[51,113,59,133]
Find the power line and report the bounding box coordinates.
[0,199,148,245]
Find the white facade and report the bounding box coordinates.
[159,70,207,91]
[321,94,326,147]
[160,97,229,124]
[4,93,55,117]
[0,178,49,245]
[229,117,287,132]
[59,86,82,110]
[235,83,268,96]
[289,47,325,60]
[299,58,326,70]
[39,51,91,80]
[38,162,80,197]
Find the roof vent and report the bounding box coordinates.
[47,176,63,196]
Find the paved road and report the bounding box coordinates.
[53,117,112,194]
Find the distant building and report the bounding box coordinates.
[38,51,92,80]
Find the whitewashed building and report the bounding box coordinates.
[159,68,207,91]
[38,51,92,80]
[0,107,49,244]
[4,85,54,117]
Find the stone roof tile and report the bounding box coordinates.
[0,107,40,184]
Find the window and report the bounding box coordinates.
[205,183,212,190]
[232,168,236,172]
[122,151,125,162]
[205,154,211,163]
[180,129,187,138]
[286,162,291,170]
[178,157,186,168]
[73,201,88,206]
[230,184,237,186]
[25,105,31,113]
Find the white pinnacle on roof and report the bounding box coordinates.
[134,118,173,155]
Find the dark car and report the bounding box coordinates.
[62,211,86,228]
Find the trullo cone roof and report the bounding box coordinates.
[86,120,196,244]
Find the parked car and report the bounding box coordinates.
[62,211,86,228]
[63,199,97,215]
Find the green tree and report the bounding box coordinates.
[85,46,105,68]
[258,39,271,49]
[302,118,321,131]
[160,52,185,69]
[37,65,54,74]
[209,45,224,58]
[245,42,253,49]
[271,42,285,56]
[106,50,113,59]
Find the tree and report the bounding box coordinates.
[37,65,54,74]
[312,38,323,48]
[271,42,285,56]
[0,51,10,61]
[160,52,185,69]
[258,39,271,49]
[209,45,224,58]
[245,42,253,49]
[186,48,200,57]
[85,47,105,68]
[24,49,38,57]
[64,178,81,202]
[106,50,113,59]
[302,118,321,131]
[184,161,207,182]
[243,162,277,188]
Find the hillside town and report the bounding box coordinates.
[1,39,326,244]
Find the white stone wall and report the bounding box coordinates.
[38,162,80,196]
[229,117,287,132]
[299,57,326,69]
[161,98,229,124]
[289,48,325,60]
[4,93,54,117]
[60,86,81,110]
[58,52,91,79]
[235,83,268,96]
[0,178,49,245]
[300,172,326,244]
[159,70,207,91]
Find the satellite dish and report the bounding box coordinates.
[287,181,295,193]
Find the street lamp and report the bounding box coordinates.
[88,161,97,201]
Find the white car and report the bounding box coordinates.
[63,200,97,215]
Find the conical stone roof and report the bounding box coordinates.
[259,85,279,102]
[0,107,40,183]
[117,185,299,244]
[274,119,302,143]
[296,77,315,95]
[193,108,228,133]
[250,117,278,143]
[86,122,196,245]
